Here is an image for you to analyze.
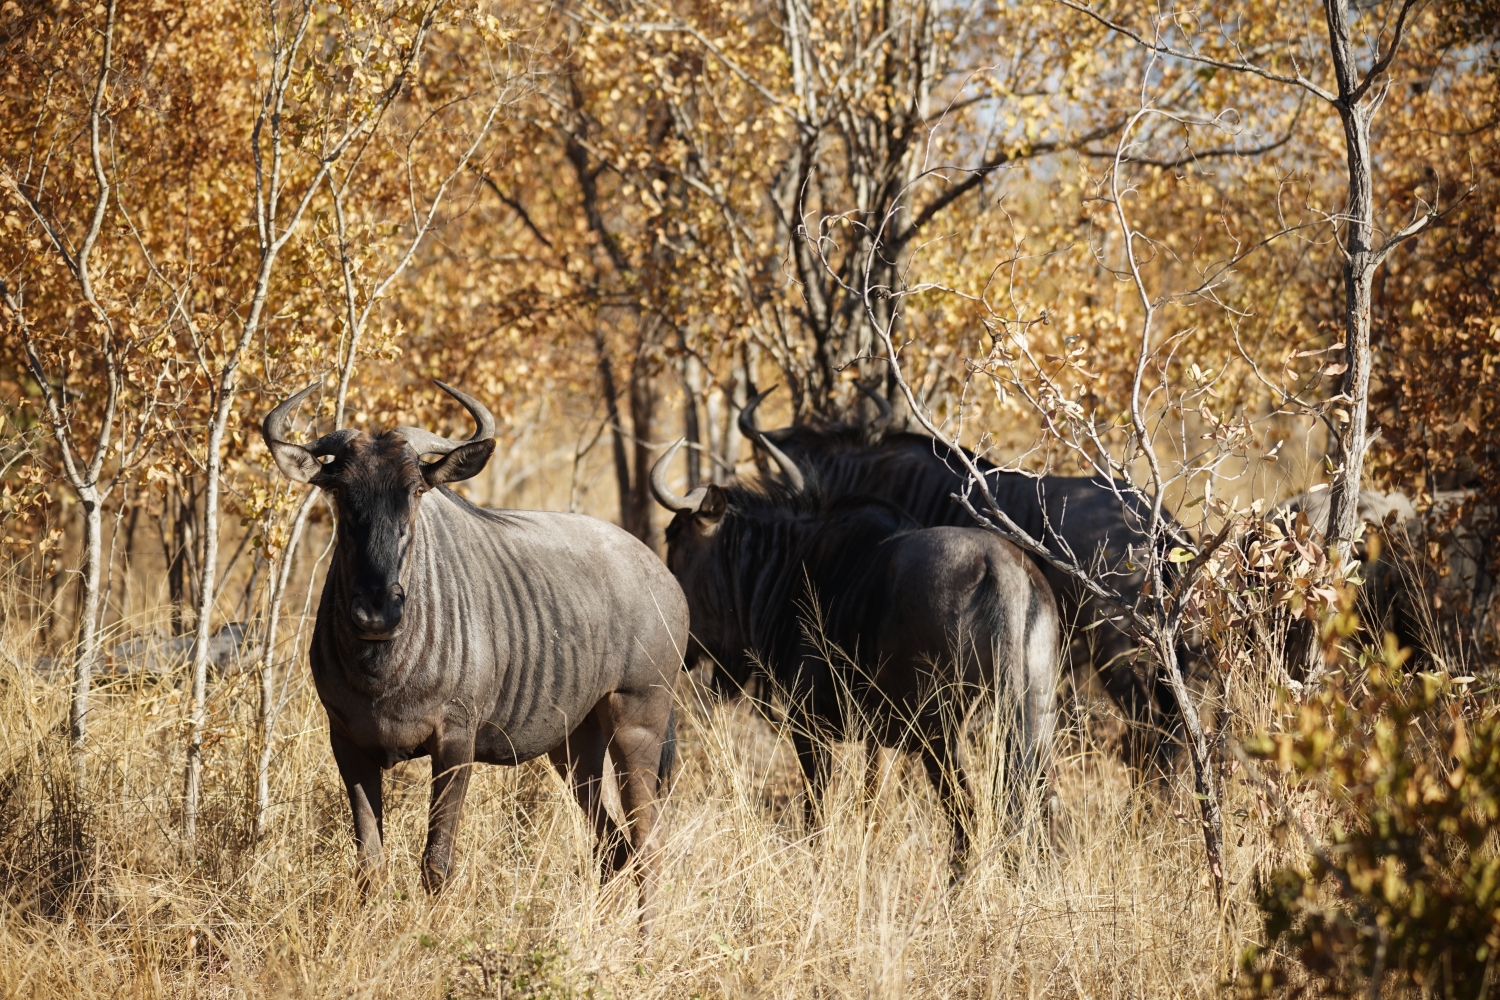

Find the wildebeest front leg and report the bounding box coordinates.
[330,732,386,897]
[422,731,476,894]
[792,725,832,831]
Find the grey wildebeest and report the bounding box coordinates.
[262,381,687,924]
[739,386,1189,771]
[649,439,1060,869]
[1275,487,1494,665]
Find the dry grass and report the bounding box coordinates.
[0,587,1280,1000]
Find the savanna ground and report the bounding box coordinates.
[0,624,1275,1000]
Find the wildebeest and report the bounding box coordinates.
[1276,487,1494,663]
[649,438,1060,868]
[262,381,688,924]
[739,387,1186,770]
[107,622,252,677]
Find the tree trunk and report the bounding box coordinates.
[1321,0,1377,568]
[1300,0,1380,682]
[166,484,194,634]
[255,491,316,841]
[680,340,702,490]
[1158,633,1224,899]
[70,488,104,749]
[184,387,236,849]
[117,500,140,626]
[596,330,637,536]
[628,357,655,547]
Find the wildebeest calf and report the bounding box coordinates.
[263,381,688,928]
[650,439,1060,868]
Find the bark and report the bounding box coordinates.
[1321,0,1378,568]
[596,331,636,536]
[680,339,702,490]
[255,491,316,841]
[628,356,656,547]
[1158,635,1224,899]
[165,485,196,633]
[186,380,245,847]
[70,490,103,747]
[116,500,140,625]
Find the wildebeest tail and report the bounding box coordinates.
[658,707,678,787]
[968,553,1015,667]
[972,560,1008,659]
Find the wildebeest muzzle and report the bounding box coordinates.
[351,581,406,640]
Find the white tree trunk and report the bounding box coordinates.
[1320,0,1377,568]
[183,392,235,847]
[70,488,104,749]
[254,492,315,840]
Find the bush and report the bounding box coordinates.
[1240,632,1500,999]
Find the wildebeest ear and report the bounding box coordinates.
[697,484,727,522]
[269,442,324,484]
[422,439,495,486]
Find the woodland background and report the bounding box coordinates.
[0,0,1498,996]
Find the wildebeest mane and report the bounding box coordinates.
[434,484,522,526]
[695,480,919,708]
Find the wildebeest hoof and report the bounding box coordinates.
[421,863,450,894]
[355,869,388,903]
[597,839,631,883]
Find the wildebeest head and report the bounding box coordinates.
[262,380,496,640]
[649,436,808,677]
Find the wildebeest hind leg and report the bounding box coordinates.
[602,691,670,933]
[330,732,386,898]
[920,736,972,880]
[547,712,630,880]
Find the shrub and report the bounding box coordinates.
[1240,632,1500,999]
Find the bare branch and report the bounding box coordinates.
[1051,0,1338,103]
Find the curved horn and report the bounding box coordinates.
[395,380,497,456]
[263,381,336,483]
[738,385,794,444]
[649,439,706,514]
[263,381,321,448]
[759,435,805,494]
[435,379,496,441]
[736,384,804,491]
[738,386,776,442]
[855,381,893,435]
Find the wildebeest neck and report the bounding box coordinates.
[677,489,910,687]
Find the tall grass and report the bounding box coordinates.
[0,574,1277,1000]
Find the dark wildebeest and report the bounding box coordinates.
[649,438,1060,869]
[739,386,1188,770]
[262,381,688,925]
